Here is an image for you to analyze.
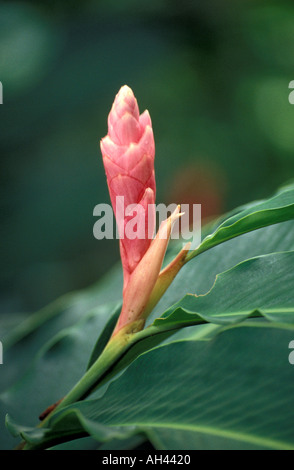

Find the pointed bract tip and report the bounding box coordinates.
[115,85,136,109]
[119,85,134,96]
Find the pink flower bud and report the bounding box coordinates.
[100,85,156,289]
[100,86,190,335]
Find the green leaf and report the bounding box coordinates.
[186,184,294,262]
[2,221,294,447]
[0,303,123,450]
[13,323,294,450]
[154,251,294,329]
[149,219,294,324]
[5,251,294,449]
[78,251,294,397]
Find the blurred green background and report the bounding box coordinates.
[1,0,294,316]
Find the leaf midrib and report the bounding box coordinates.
[115,421,294,450]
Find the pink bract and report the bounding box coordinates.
[100,86,189,335]
[100,85,156,289]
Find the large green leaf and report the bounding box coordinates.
[3,214,292,404]
[0,303,122,450]
[9,323,294,450]
[154,251,294,329]
[186,183,294,262]
[5,250,294,449]
[149,219,294,324]
[77,251,294,401]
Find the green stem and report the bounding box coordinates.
[21,319,145,450]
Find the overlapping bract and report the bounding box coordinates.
[100,86,156,289]
[100,86,189,334]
